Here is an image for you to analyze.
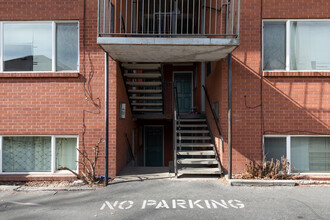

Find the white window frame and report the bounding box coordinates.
[263,19,330,72]
[0,21,79,73]
[0,135,79,175]
[263,135,330,175]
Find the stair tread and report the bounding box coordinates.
[122,64,161,70]
[179,119,206,122]
[177,143,214,147]
[128,89,162,93]
[177,150,215,156]
[177,130,209,133]
[126,82,162,87]
[132,103,163,106]
[124,73,161,78]
[178,124,207,128]
[177,158,218,164]
[130,96,162,100]
[133,108,162,112]
[178,167,220,174]
[179,136,211,140]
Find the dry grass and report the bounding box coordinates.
[242,157,295,180]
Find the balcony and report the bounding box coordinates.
[97,0,240,62]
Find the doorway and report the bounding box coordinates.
[174,72,193,113]
[144,126,164,166]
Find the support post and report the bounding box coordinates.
[228,53,232,179]
[201,62,205,113]
[104,52,109,186]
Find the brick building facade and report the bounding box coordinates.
[0,0,329,181]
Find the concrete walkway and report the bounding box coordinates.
[111,167,175,184]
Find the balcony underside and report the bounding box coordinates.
[98,37,239,62]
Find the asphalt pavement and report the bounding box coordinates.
[0,177,330,220]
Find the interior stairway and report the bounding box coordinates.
[175,116,222,176]
[121,63,164,115]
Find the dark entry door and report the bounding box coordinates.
[145,126,164,166]
[174,72,193,113]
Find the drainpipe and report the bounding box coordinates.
[104,52,109,186]
[228,53,232,179]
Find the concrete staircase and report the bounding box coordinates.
[175,117,222,176]
[121,63,164,115]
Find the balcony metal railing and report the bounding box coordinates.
[98,0,240,38]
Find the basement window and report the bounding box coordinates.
[263,20,330,71]
[0,136,78,173]
[264,136,330,173]
[0,21,79,72]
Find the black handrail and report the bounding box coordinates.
[174,86,180,117]
[125,133,135,162]
[202,85,224,152]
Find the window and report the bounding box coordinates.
[0,136,78,173]
[263,20,330,71]
[0,21,78,72]
[264,136,330,173]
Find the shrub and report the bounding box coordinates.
[242,157,294,180]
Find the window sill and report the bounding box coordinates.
[0,72,80,78]
[263,71,330,77]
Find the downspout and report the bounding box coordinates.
[228,53,232,179]
[226,1,232,179]
[104,52,109,186]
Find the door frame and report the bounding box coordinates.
[173,71,194,113]
[144,125,164,167]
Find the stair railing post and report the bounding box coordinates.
[173,108,178,176]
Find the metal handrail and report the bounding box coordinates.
[202,85,224,152]
[125,133,136,162]
[173,85,180,176]
[98,0,240,38]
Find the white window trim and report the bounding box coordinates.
[0,21,79,73]
[0,135,79,175]
[263,19,330,72]
[263,135,330,175]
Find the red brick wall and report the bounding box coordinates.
[206,0,330,174]
[0,0,119,180]
[116,64,137,174]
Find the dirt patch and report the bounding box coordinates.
[0,180,103,188]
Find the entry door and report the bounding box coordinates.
[174,72,193,113]
[145,126,164,166]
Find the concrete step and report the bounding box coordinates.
[178,167,220,175]
[126,82,162,87]
[177,150,215,156]
[177,130,209,134]
[177,159,218,165]
[124,73,161,78]
[128,89,162,93]
[122,63,161,70]
[131,103,163,107]
[129,96,162,100]
[177,143,214,148]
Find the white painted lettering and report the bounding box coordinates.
[211,200,228,209]
[119,201,134,210]
[100,201,118,210]
[228,200,245,209]
[176,200,187,209]
[155,200,170,209]
[141,200,156,209]
[188,200,204,209]
[204,200,211,209]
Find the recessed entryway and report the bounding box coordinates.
[144,126,164,166]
